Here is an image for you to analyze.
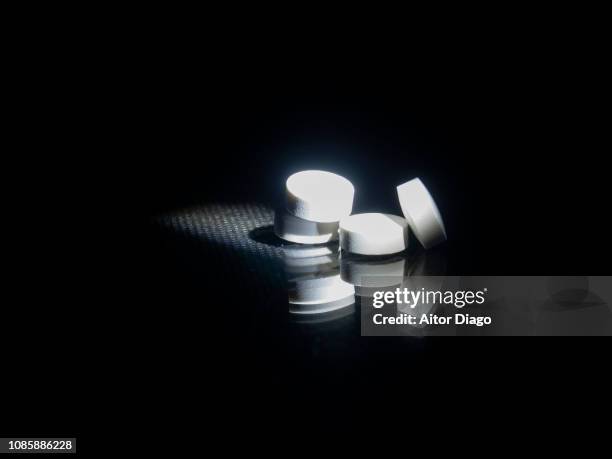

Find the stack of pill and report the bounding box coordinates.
[274,170,447,255]
[275,170,354,244]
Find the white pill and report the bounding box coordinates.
[396,178,446,249]
[339,213,409,255]
[286,170,354,222]
[274,209,339,244]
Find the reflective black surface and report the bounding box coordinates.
[148,201,611,437]
[155,204,611,335]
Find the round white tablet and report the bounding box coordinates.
[339,213,409,255]
[286,170,354,223]
[396,178,446,249]
[274,209,339,244]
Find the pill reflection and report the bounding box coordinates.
[340,252,407,297]
[282,243,355,319]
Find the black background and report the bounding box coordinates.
[3,16,610,453]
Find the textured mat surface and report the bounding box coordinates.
[158,202,279,256]
[155,202,288,303]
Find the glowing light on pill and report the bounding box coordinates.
[286,170,354,223]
